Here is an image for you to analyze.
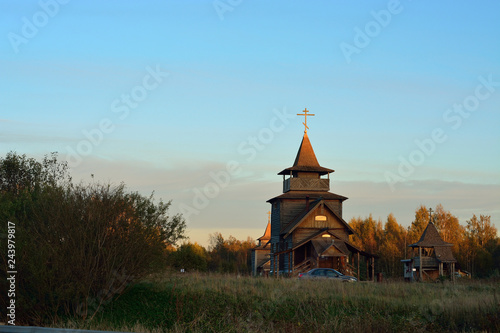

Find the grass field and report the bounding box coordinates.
[57,273,500,333]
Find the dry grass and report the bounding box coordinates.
[55,272,500,333]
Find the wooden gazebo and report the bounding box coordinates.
[407,214,457,282]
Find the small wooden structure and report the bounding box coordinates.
[405,212,457,282]
[252,110,376,280]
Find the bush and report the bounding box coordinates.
[0,152,186,324]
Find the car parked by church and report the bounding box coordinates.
[298,268,357,282]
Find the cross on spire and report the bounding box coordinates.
[297,108,315,133]
[429,208,433,222]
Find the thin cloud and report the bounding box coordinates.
[66,157,500,240]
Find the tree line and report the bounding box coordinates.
[348,205,499,278]
[166,232,254,274]
[164,205,499,279]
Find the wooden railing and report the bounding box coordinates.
[283,178,329,192]
[346,263,357,278]
[413,257,438,268]
[293,258,314,275]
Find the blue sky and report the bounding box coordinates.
[1,0,499,246]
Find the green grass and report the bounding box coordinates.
[56,273,500,332]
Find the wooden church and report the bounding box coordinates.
[252,109,376,279]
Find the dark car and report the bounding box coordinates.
[298,268,357,282]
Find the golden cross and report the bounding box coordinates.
[297,108,315,133]
[267,211,271,223]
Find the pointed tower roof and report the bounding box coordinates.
[409,221,456,262]
[257,222,271,241]
[278,132,334,175]
[293,132,320,167]
[254,221,272,250]
[409,222,453,248]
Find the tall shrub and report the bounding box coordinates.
[0,153,186,324]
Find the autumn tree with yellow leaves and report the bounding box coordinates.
[349,205,499,278]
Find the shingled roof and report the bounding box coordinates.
[409,222,453,248]
[434,246,457,263]
[311,238,350,257]
[278,132,334,175]
[257,222,271,241]
[293,132,320,167]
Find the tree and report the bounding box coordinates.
[433,204,463,246]
[0,152,186,324]
[408,205,429,245]
[171,242,208,272]
[431,204,464,267]
[0,151,71,195]
[464,215,498,277]
[466,215,497,248]
[207,233,255,274]
[348,215,383,255]
[378,213,405,277]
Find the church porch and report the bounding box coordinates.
[272,238,376,281]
